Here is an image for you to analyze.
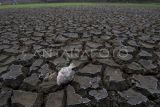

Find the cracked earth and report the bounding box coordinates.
[0,7,160,107]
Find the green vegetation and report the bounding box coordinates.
[0,3,160,9]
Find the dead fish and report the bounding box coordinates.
[57,63,76,86]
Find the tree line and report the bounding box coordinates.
[46,0,160,3]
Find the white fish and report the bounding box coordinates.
[57,63,76,86]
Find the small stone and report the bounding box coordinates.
[55,35,68,42]
[67,85,90,106]
[0,54,8,61]
[34,32,44,37]
[104,67,124,82]
[90,77,101,89]
[138,50,152,57]
[1,64,24,88]
[32,59,43,67]
[50,43,63,48]
[38,64,52,78]
[4,45,19,54]
[139,59,157,70]
[110,38,124,46]
[24,40,35,45]
[52,57,66,66]
[118,54,133,61]
[1,56,15,66]
[38,80,57,93]
[22,73,41,91]
[17,54,34,61]
[80,63,102,74]
[132,75,160,94]
[118,89,148,105]
[89,88,108,101]
[74,75,100,89]
[112,30,121,34]
[158,60,160,66]
[62,33,79,38]
[0,89,12,107]
[33,45,42,50]
[98,58,120,67]
[101,36,111,40]
[103,67,128,90]
[105,42,112,48]
[71,60,83,68]
[124,46,136,53]
[46,90,64,107]
[128,62,143,71]
[154,52,160,58]
[0,66,8,75]
[82,33,91,38]
[152,36,160,41]
[139,41,155,49]
[30,59,43,72]
[127,40,138,47]
[90,30,102,36]
[139,35,150,41]
[12,90,42,107]
[80,38,91,42]
[0,45,10,50]
[86,42,102,49]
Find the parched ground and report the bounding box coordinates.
[0,7,160,107]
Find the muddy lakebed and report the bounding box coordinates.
[0,7,160,107]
